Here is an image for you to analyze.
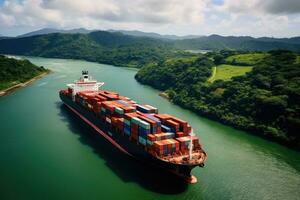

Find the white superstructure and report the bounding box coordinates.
[67,71,104,101]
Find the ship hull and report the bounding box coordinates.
[60,94,200,183]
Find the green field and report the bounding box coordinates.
[225,53,268,65]
[296,56,300,64]
[208,64,253,82]
[165,55,199,65]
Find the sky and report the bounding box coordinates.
[0,0,300,37]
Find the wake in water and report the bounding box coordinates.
[54,75,67,79]
[37,82,47,87]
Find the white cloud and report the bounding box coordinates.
[0,0,299,37]
[0,0,207,27]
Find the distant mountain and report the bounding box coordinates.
[0,31,174,68]
[174,34,300,52]
[19,28,201,40]
[1,30,299,65]
[108,30,201,40]
[0,35,10,40]
[18,28,92,38]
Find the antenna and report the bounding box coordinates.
[189,129,194,160]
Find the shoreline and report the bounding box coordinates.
[154,87,299,151]
[159,92,170,99]
[0,71,51,97]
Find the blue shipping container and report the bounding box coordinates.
[161,124,171,132]
[124,127,131,136]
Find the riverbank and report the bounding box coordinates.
[158,92,170,99]
[135,51,300,151]
[0,71,51,97]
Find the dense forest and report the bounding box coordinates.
[0,55,48,90]
[0,31,300,69]
[174,35,300,52]
[0,31,183,68]
[136,50,300,150]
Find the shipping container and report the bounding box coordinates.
[138,136,147,145]
[176,136,199,151]
[161,124,171,132]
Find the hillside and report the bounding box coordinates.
[0,55,48,91]
[18,28,92,38]
[174,35,300,52]
[0,31,300,65]
[0,31,180,68]
[135,51,300,150]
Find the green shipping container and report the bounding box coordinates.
[124,119,131,126]
[138,120,150,129]
[115,107,124,114]
[131,117,141,125]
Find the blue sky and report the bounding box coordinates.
[0,0,300,37]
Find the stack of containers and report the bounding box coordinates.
[164,119,180,133]
[153,139,179,156]
[138,119,150,146]
[161,125,172,132]
[170,117,190,135]
[136,105,151,113]
[143,105,158,114]
[124,118,131,136]
[122,106,136,113]
[123,113,138,136]
[116,118,124,131]
[138,115,161,135]
[143,114,162,133]
[155,114,172,122]
[114,106,124,118]
[155,114,192,135]
[130,117,140,141]
[153,132,175,141]
[93,102,102,113]
[136,104,158,114]
[111,117,124,132]
[176,136,200,151]
[99,90,119,100]
[74,90,199,154]
[146,134,155,146]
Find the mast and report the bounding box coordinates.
[189,129,194,160]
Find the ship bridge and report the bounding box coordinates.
[67,70,104,100]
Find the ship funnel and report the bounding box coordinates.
[82,70,88,75]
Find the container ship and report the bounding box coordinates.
[59,71,206,183]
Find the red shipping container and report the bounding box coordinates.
[176,132,185,138]
[147,134,155,141]
[156,126,162,134]
[155,114,172,122]
[124,113,138,120]
[165,119,180,132]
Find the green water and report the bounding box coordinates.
[0,56,299,200]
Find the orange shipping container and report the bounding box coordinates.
[154,114,172,122]
[165,119,180,132]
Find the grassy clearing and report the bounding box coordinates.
[165,56,199,65]
[296,56,300,64]
[225,53,268,65]
[207,66,217,83]
[209,64,253,82]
